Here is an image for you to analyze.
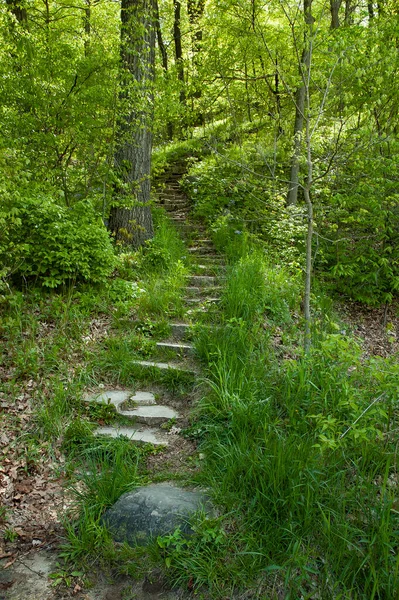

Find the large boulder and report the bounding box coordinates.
[104,483,213,545]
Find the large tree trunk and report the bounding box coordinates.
[286,0,313,206]
[109,0,155,247]
[330,0,342,28]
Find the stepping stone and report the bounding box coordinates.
[132,360,197,374]
[188,246,215,254]
[185,286,222,298]
[188,275,217,286]
[104,483,214,544]
[156,341,194,355]
[95,425,169,446]
[119,405,180,425]
[130,391,157,406]
[85,390,130,408]
[85,390,156,409]
[170,322,191,339]
[194,255,224,262]
[184,297,220,304]
[196,264,225,271]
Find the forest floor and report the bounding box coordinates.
[1,161,399,600]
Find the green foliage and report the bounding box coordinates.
[2,197,115,287]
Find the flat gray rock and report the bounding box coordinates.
[104,483,213,544]
[119,405,180,425]
[95,426,169,446]
[86,390,156,409]
[86,389,131,407]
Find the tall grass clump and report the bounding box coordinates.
[116,211,189,318]
[189,244,399,598]
[61,436,144,565]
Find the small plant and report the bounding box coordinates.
[4,527,18,542]
[85,400,117,425]
[49,562,83,588]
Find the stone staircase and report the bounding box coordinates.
[85,162,225,449]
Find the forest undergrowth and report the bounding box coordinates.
[1,143,399,599]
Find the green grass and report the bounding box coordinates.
[183,248,399,598]
[2,162,399,599]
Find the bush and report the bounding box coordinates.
[3,196,115,287]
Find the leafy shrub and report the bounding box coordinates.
[3,196,115,287]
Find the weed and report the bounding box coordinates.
[4,527,18,542]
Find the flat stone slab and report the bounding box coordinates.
[85,390,156,408]
[104,483,213,544]
[95,426,169,446]
[86,390,131,407]
[0,550,56,600]
[156,341,194,355]
[132,360,197,374]
[170,323,191,339]
[188,275,217,286]
[184,297,220,304]
[120,405,180,425]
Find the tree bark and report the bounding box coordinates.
[109,0,155,247]
[330,0,342,28]
[154,0,168,71]
[173,0,186,105]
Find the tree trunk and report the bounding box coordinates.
[330,0,342,28]
[286,0,313,206]
[154,0,168,71]
[109,0,155,247]
[154,0,173,139]
[187,0,205,125]
[173,0,186,105]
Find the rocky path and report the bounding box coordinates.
[86,164,224,451]
[2,165,224,600]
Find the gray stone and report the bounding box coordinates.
[156,341,194,355]
[131,391,157,405]
[184,297,220,304]
[170,323,190,339]
[132,360,197,375]
[95,426,169,446]
[188,275,217,286]
[104,483,213,544]
[0,550,56,600]
[86,390,131,407]
[119,405,180,425]
[85,390,156,409]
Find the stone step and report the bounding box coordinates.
[188,275,217,286]
[156,341,194,355]
[188,246,215,255]
[95,426,169,446]
[184,297,220,305]
[195,264,226,274]
[164,200,189,206]
[85,390,156,409]
[193,256,225,263]
[185,286,222,297]
[132,359,197,375]
[170,322,191,339]
[119,405,180,425]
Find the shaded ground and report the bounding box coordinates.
[337,299,399,357]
